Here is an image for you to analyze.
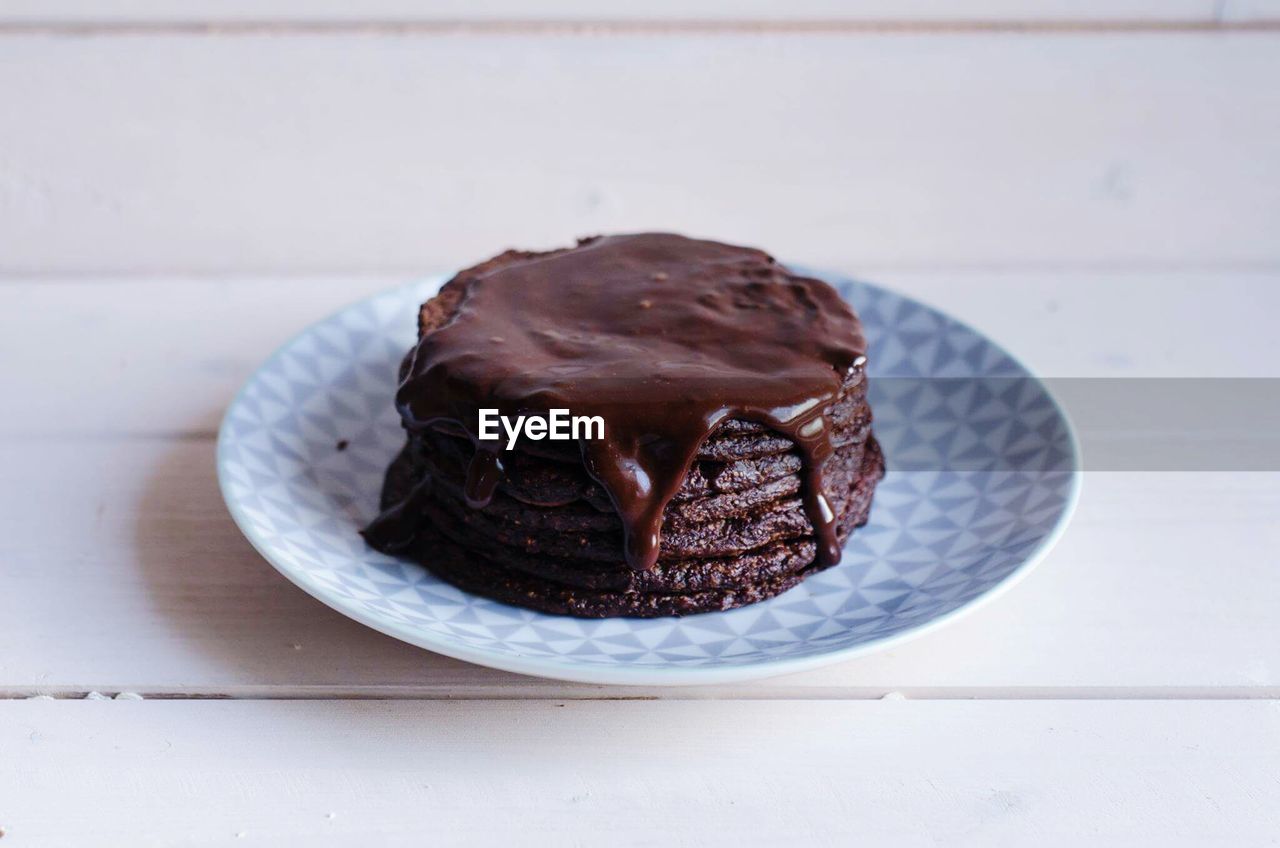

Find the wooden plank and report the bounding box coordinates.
[2,273,1278,697]
[3,272,1275,440]
[3,699,1278,844]
[0,1,1222,25]
[11,429,1280,696]
[5,428,1279,696]
[0,276,403,439]
[0,34,1276,275]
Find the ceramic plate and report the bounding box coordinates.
[217,272,1080,685]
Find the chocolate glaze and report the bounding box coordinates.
[366,233,868,573]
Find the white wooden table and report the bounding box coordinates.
[3,4,1279,845]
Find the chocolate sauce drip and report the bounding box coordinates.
[462,449,504,509]
[372,233,868,573]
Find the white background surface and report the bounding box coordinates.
[2,3,1279,845]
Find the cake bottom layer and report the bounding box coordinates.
[391,439,884,618]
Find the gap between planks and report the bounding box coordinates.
[6,686,1280,701]
[1,19,1279,36]
[8,260,1280,282]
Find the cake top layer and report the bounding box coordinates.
[394,232,868,572]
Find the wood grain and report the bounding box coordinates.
[4,699,1279,844]
[1,34,1277,275]
[4,272,1275,440]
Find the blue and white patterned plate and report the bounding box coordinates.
[217,272,1080,685]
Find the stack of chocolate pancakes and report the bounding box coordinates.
[364,233,884,617]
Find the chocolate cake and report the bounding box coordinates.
[363,233,884,617]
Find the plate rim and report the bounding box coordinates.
[216,271,1082,686]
